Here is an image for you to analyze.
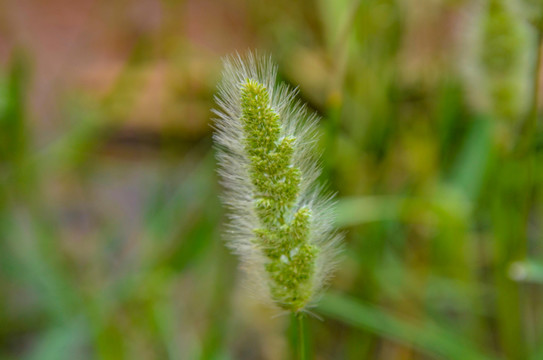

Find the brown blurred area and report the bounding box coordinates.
[1,0,542,144]
[0,0,260,146]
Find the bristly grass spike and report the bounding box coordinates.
[212,52,342,314]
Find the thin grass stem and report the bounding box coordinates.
[297,313,306,360]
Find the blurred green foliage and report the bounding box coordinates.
[1,0,542,359]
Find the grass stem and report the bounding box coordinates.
[297,313,306,360]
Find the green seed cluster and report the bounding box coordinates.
[240,79,318,311]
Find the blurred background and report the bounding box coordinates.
[1,0,543,359]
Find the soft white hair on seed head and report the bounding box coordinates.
[212,51,342,311]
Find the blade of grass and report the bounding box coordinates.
[25,320,87,360]
[317,292,497,360]
[447,115,492,201]
[335,193,469,228]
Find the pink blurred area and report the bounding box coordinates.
[0,0,255,137]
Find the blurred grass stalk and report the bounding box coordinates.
[492,4,543,358]
[329,113,492,357]
[0,54,85,358]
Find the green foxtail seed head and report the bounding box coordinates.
[462,0,534,122]
[213,53,341,312]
